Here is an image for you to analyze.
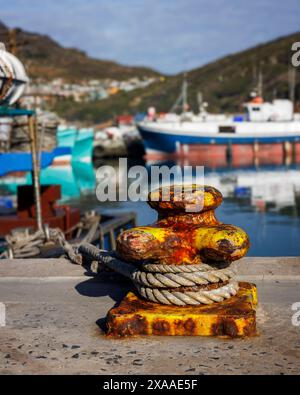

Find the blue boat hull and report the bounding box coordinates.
[138,125,300,153]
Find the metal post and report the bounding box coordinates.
[28,114,43,231]
[227,140,232,168]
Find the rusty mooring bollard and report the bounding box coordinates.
[106,185,257,338]
[117,185,250,265]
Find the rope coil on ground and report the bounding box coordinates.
[0,212,100,260]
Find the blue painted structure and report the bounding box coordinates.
[0,108,93,177]
[0,108,73,177]
[0,146,71,176]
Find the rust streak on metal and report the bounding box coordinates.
[106,282,257,338]
[107,184,256,337]
[117,185,250,265]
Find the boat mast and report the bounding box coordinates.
[257,66,263,98]
[170,73,188,114]
[288,66,296,106]
[197,91,203,113]
[182,73,188,113]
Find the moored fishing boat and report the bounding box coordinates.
[137,98,300,154]
[137,73,300,154]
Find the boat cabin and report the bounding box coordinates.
[244,98,294,122]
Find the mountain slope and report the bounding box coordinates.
[127,31,300,114]
[0,21,158,81]
[52,30,300,123]
[183,31,300,112]
[0,20,299,122]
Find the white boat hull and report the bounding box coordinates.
[138,120,300,153]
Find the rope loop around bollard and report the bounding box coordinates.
[70,242,239,306]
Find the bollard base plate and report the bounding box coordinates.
[106,282,257,338]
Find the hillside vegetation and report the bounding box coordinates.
[1,20,299,123]
[52,31,300,123]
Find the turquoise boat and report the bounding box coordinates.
[57,126,78,148]
[39,165,80,200]
[72,128,94,163]
[72,160,96,193]
[0,126,93,177]
[40,161,95,200]
[0,108,73,177]
[0,160,95,202]
[57,126,94,163]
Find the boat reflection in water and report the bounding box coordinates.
[145,143,300,216]
[0,160,96,202]
[141,143,300,257]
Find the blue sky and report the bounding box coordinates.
[1,0,300,74]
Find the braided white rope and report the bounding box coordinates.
[142,263,214,273]
[1,213,100,261]
[137,281,239,306]
[132,267,235,288]
[75,243,239,306]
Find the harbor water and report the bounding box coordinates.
[2,147,299,257]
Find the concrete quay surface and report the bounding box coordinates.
[0,257,299,375]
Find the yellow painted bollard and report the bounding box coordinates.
[106,185,257,338]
